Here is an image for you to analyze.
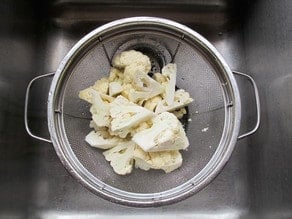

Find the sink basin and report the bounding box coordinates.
[0,0,291,218]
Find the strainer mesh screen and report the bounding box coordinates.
[61,31,225,193]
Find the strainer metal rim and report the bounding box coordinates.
[47,16,241,207]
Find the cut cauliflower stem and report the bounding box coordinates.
[103,141,136,175]
[130,121,151,136]
[134,146,183,173]
[90,90,111,127]
[162,63,177,105]
[109,95,154,138]
[153,72,167,83]
[144,96,163,112]
[155,89,193,114]
[109,81,123,96]
[79,49,194,175]
[85,130,123,150]
[79,87,94,104]
[132,112,189,152]
[89,120,107,132]
[128,71,163,103]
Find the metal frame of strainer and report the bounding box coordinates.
[24,17,260,207]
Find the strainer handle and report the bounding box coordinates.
[24,73,55,143]
[233,71,261,140]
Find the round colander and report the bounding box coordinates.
[24,17,260,207]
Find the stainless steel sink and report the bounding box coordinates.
[0,0,291,218]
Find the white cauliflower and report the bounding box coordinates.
[123,64,148,84]
[109,95,154,138]
[103,141,136,175]
[130,121,151,136]
[132,112,189,152]
[113,50,151,85]
[78,87,94,104]
[144,96,163,111]
[89,120,107,132]
[100,93,115,103]
[78,81,111,104]
[90,90,110,127]
[112,50,151,74]
[109,81,123,96]
[128,71,163,103]
[134,146,182,173]
[112,50,163,102]
[153,72,167,83]
[109,67,124,82]
[119,83,131,99]
[85,130,122,149]
[162,63,177,105]
[136,99,146,106]
[79,50,194,176]
[92,77,109,94]
[155,89,193,114]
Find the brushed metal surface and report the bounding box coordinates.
[0,0,291,218]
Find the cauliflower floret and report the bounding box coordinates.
[133,146,151,171]
[92,77,109,94]
[130,71,158,91]
[85,130,122,149]
[144,95,163,111]
[162,63,177,105]
[134,146,183,173]
[113,50,151,86]
[103,141,136,175]
[79,50,193,175]
[123,64,148,84]
[172,107,187,119]
[89,120,107,132]
[78,87,94,104]
[79,87,114,104]
[128,71,163,103]
[109,81,123,96]
[112,50,151,73]
[109,67,124,82]
[132,112,189,152]
[112,50,163,103]
[109,95,154,138]
[155,89,193,114]
[90,90,110,127]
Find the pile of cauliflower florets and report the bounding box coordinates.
[79,50,193,175]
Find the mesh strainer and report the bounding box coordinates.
[24,17,260,207]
